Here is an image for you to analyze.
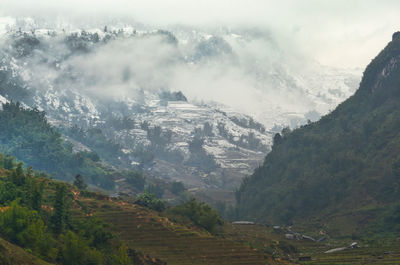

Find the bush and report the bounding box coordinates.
[135,192,165,212]
[170,198,223,233]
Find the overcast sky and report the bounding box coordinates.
[1,0,400,68]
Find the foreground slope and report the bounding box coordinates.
[0,151,283,264]
[0,237,52,265]
[236,32,400,235]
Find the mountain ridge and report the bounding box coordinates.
[236,32,400,237]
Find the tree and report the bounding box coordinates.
[73,174,87,190]
[170,181,185,195]
[61,231,89,265]
[125,171,145,192]
[51,184,69,235]
[135,191,165,212]
[170,198,223,233]
[0,201,54,257]
[113,243,132,265]
[29,180,44,212]
[10,163,26,186]
[273,133,282,146]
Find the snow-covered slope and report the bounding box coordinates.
[0,20,360,194]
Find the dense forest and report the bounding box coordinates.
[236,33,400,236]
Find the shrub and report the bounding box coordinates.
[170,198,223,233]
[135,191,165,212]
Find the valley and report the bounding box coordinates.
[1,5,400,264]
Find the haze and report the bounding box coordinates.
[2,0,400,68]
[0,0,399,127]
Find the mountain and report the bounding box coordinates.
[0,20,359,198]
[236,32,400,237]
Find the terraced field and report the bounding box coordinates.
[72,195,287,265]
[74,194,400,265]
[96,205,279,264]
[307,247,400,264]
[219,223,400,264]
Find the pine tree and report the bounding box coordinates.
[73,174,87,190]
[51,184,68,235]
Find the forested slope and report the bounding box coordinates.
[236,32,400,236]
[0,102,115,189]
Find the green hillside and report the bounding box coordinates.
[0,236,52,265]
[0,102,115,189]
[236,32,400,237]
[0,150,287,264]
[78,197,280,265]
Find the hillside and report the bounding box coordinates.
[236,32,400,237]
[0,236,52,265]
[0,149,287,264]
[76,196,281,265]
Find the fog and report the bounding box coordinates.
[0,1,398,125]
[2,0,400,68]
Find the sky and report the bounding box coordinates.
[1,0,400,68]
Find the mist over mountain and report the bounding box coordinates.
[0,17,360,126]
[2,2,400,264]
[0,17,363,201]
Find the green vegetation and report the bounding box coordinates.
[0,236,52,265]
[236,34,400,237]
[0,154,132,264]
[73,174,87,190]
[0,102,115,189]
[95,201,275,265]
[169,198,223,233]
[124,171,145,193]
[135,191,166,212]
[170,181,185,195]
[64,125,127,167]
[219,223,400,264]
[0,145,280,264]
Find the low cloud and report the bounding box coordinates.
[1,1,395,126]
[2,0,400,68]
[3,27,355,127]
